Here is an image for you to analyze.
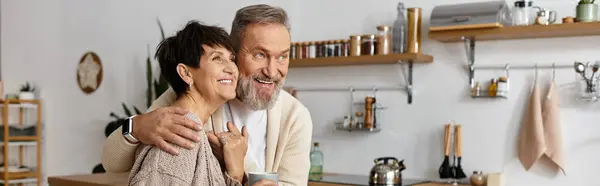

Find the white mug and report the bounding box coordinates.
[248,172,278,185]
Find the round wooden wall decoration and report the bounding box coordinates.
[77,52,103,94]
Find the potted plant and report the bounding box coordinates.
[577,0,598,22]
[19,82,35,100]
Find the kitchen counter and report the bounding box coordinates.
[307,174,469,186]
[48,172,469,186]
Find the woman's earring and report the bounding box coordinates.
[189,82,193,88]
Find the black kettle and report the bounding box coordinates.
[369,157,406,185]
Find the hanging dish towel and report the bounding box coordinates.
[518,77,546,170]
[542,81,566,175]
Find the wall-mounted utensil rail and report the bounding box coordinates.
[293,62,415,104]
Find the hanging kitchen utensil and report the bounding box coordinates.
[439,124,453,179]
[454,124,467,179]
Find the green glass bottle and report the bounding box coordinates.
[309,142,323,181]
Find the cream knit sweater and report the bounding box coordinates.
[102,88,313,186]
[128,112,241,186]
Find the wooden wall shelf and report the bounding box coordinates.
[429,22,600,43]
[289,53,433,68]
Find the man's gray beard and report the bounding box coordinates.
[236,76,284,111]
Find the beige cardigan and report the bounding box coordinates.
[102,88,313,186]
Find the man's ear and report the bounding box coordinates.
[176,64,193,85]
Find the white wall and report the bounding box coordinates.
[2,0,600,186]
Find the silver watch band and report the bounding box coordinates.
[124,115,139,143]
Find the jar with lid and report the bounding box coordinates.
[335,40,343,57]
[328,40,336,57]
[512,0,536,26]
[469,171,486,186]
[290,42,297,60]
[376,25,392,55]
[295,42,303,59]
[496,77,509,97]
[361,34,376,56]
[315,41,322,58]
[303,42,310,59]
[349,35,362,56]
[341,39,349,57]
[309,42,316,58]
[322,41,330,58]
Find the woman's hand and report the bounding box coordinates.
[252,179,278,186]
[207,122,248,183]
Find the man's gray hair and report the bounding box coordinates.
[230,4,290,51]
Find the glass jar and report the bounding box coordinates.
[349,35,361,56]
[376,25,392,55]
[333,40,341,57]
[361,34,376,56]
[341,39,349,57]
[295,42,303,59]
[302,42,310,59]
[512,1,536,26]
[315,41,322,58]
[290,42,296,60]
[327,40,335,57]
[309,42,316,58]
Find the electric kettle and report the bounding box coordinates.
[369,157,406,185]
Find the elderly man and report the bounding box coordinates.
[101,4,313,186]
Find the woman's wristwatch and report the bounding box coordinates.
[121,115,139,144]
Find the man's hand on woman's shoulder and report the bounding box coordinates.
[132,106,203,155]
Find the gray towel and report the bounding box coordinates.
[128,112,242,186]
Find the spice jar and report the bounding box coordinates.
[332,40,340,57]
[315,41,322,58]
[322,41,329,58]
[361,34,376,56]
[290,42,296,60]
[376,25,392,55]
[295,42,303,59]
[349,35,362,56]
[497,76,509,97]
[302,42,310,59]
[341,39,349,57]
[309,42,316,58]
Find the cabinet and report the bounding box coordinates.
[0,99,42,186]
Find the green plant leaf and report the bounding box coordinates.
[121,103,132,117]
[109,112,121,120]
[133,106,142,115]
[146,45,153,108]
[157,18,165,40]
[156,74,169,97]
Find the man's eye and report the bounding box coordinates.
[213,56,221,61]
[278,55,288,61]
[254,53,266,59]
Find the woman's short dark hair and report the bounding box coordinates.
[155,20,236,97]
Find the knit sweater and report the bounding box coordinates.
[128,112,242,186]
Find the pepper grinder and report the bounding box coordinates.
[364,96,376,129]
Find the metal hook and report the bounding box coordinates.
[505,63,510,78]
[372,86,378,97]
[534,63,539,82]
[552,63,556,82]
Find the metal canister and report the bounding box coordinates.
[349,35,362,56]
[407,7,422,53]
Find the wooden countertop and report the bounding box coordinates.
[48,172,129,186]
[48,172,468,186]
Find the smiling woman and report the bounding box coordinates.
[127,20,245,186]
